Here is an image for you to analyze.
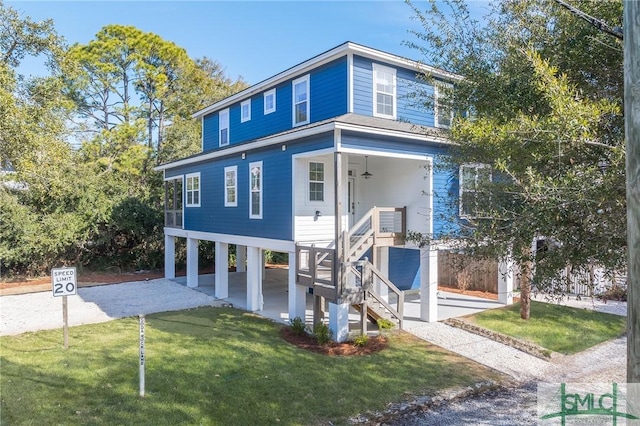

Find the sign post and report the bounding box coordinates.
[51,267,77,349]
[139,314,145,397]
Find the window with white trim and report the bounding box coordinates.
[292,75,309,126]
[435,82,454,128]
[241,100,251,123]
[185,173,201,207]
[224,166,237,207]
[308,161,324,202]
[459,164,491,218]
[249,161,263,219]
[373,63,396,119]
[219,108,229,146]
[264,89,276,114]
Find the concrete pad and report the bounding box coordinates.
[173,269,504,329]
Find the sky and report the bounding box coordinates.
[7,0,491,85]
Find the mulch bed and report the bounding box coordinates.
[280,326,388,356]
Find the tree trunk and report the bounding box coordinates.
[520,245,532,320]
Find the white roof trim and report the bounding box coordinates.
[154,122,336,171]
[154,119,452,172]
[192,42,460,119]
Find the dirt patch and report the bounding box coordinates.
[438,285,499,301]
[280,326,388,356]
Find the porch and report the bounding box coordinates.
[172,268,504,331]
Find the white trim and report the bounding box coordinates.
[372,63,397,119]
[291,147,336,160]
[264,89,276,114]
[155,122,335,171]
[241,99,251,123]
[185,172,201,207]
[426,157,434,235]
[347,53,354,113]
[163,227,296,253]
[219,108,229,146]
[307,160,325,203]
[192,42,461,119]
[200,117,204,152]
[249,161,263,219]
[334,121,451,145]
[434,82,454,129]
[224,165,238,207]
[459,163,492,218]
[154,120,452,172]
[339,147,434,161]
[292,74,310,127]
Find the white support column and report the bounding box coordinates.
[164,234,176,279]
[420,246,438,322]
[288,251,306,322]
[215,242,229,299]
[262,250,267,280]
[246,246,263,311]
[236,245,246,273]
[186,237,199,288]
[498,257,514,305]
[329,302,350,343]
[376,246,389,301]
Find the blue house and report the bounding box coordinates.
[155,42,503,341]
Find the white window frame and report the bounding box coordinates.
[308,161,325,203]
[372,63,396,119]
[185,172,201,207]
[292,74,310,127]
[219,108,229,146]
[435,82,454,129]
[249,161,263,219]
[264,89,276,115]
[224,166,237,207]
[241,100,251,123]
[459,163,491,218]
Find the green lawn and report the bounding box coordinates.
[0,307,503,425]
[463,301,627,354]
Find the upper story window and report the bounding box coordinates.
[224,166,237,207]
[219,108,229,146]
[186,173,201,207]
[435,82,454,128]
[241,100,251,123]
[292,75,310,126]
[264,89,276,115]
[249,161,263,219]
[373,63,396,119]
[308,161,324,202]
[459,163,491,218]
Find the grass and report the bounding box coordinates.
[0,307,503,425]
[463,301,627,355]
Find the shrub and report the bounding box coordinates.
[377,318,395,331]
[313,322,332,346]
[596,285,627,302]
[353,334,369,347]
[290,317,307,336]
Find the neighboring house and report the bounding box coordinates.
[155,41,508,341]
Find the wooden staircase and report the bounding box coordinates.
[296,206,406,333]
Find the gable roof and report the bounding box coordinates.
[192,41,460,120]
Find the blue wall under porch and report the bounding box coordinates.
[388,247,421,291]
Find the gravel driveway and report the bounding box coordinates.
[0,278,219,336]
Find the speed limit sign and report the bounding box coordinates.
[51,267,77,297]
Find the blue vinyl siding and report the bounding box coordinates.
[388,247,421,291]
[352,55,435,127]
[169,134,334,241]
[201,58,347,152]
